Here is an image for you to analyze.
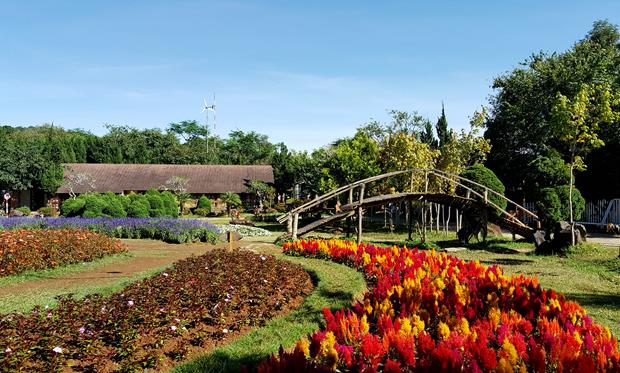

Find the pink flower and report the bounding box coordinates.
[171,325,177,331]
[79,327,86,334]
[128,300,134,306]
[52,346,63,354]
[4,348,11,353]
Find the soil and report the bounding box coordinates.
[0,239,217,301]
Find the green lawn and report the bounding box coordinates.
[173,244,366,373]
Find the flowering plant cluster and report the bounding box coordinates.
[0,250,312,371]
[0,217,219,244]
[0,229,126,277]
[258,239,620,372]
[218,224,272,237]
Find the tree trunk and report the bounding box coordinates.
[569,158,575,246]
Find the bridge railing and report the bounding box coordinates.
[277,168,538,235]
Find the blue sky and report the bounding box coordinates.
[2,1,619,151]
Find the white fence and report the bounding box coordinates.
[523,199,620,225]
[581,199,620,225]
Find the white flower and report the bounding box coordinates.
[222,328,228,334]
[175,318,180,322]
[128,300,134,306]
[171,325,177,331]
[163,272,169,277]
[260,255,267,261]
[79,327,86,334]
[46,312,53,318]
[5,348,11,353]
[52,346,63,354]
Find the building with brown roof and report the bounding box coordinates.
[56,163,274,197]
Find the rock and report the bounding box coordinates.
[10,210,25,217]
[533,230,548,249]
[552,221,587,247]
[444,247,467,252]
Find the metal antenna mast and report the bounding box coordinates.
[201,93,216,152]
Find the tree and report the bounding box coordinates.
[167,120,210,141]
[551,83,617,244]
[39,162,64,194]
[459,164,507,219]
[246,180,276,211]
[485,20,620,201]
[220,192,242,217]
[435,103,450,148]
[64,171,96,198]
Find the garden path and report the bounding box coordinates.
[0,239,217,312]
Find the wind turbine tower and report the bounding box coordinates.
[201,93,216,151]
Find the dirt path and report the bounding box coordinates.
[0,239,218,308]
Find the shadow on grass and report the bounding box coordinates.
[368,237,531,255]
[480,258,536,266]
[566,292,620,311]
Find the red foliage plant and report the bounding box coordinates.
[0,229,127,277]
[0,250,312,372]
[256,239,620,372]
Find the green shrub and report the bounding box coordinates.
[15,206,31,215]
[37,207,57,217]
[102,192,127,218]
[161,191,179,217]
[61,198,86,217]
[554,185,585,221]
[145,190,165,217]
[83,194,108,217]
[127,200,150,218]
[459,164,507,218]
[194,208,210,217]
[534,185,585,222]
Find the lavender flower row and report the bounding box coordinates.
[0,217,220,244]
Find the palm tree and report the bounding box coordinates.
[219,192,242,217]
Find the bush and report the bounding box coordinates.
[61,198,86,217]
[145,189,165,217]
[459,164,507,218]
[15,206,31,215]
[160,191,178,217]
[37,207,57,217]
[197,196,212,209]
[535,185,585,222]
[82,194,108,217]
[193,207,210,217]
[126,200,150,218]
[102,192,127,218]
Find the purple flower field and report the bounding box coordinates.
[0,217,219,244]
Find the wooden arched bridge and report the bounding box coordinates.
[277,168,539,243]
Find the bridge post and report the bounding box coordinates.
[424,170,429,193]
[357,184,365,244]
[407,199,413,241]
[287,215,292,234]
[484,189,488,204]
[346,187,353,237]
[292,213,299,239]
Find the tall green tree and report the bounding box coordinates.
[435,103,450,148]
[485,20,620,200]
[551,83,618,244]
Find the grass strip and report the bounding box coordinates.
[173,249,366,373]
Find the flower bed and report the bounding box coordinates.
[0,217,219,244]
[258,239,620,372]
[0,250,312,371]
[218,224,272,237]
[0,229,126,277]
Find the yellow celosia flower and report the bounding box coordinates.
[296,337,310,357]
[399,317,412,336]
[412,315,425,336]
[438,321,450,341]
[502,338,518,365]
[574,331,583,346]
[360,314,369,334]
[497,357,514,373]
[319,331,338,368]
[489,307,501,329]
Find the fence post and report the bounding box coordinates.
[346,187,353,237]
[424,170,429,193]
[287,215,292,234]
[484,189,488,204]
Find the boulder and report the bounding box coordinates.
[553,221,587,246]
